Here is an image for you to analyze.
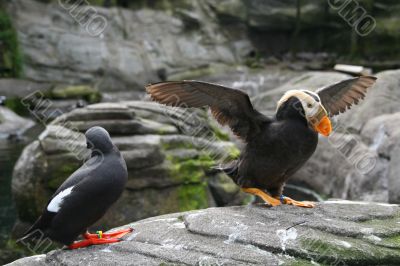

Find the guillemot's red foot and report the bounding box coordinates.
[83,228,134,240]
[68,237,121,249]
[68,228,134,249]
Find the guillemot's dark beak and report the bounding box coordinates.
[86,142,93,149]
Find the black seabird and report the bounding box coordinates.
[146,76,377,208]
[18,126,131,249]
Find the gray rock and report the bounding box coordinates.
[0,79,51,98]
[339,69,400,132]
[8,0,240,92]
[361,112,400,203]
[7,201,400,265]
[0,107,35,138]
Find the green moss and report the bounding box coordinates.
[210,124,230,141]
[381,235,400,248]
[285,260,316,266]
[49,85,102,103]
[300,238,362,264]
[0,10,23,77]
[301,235,400,265]
[241,194,254,205]
[162,141,195,151]
[168,63,237,81]
[245,51,263,69]
[0,239,34,265]
[360,214,400,230]
[166,151,214,212]
[375,17,400,38]
[168,153,215,184]
[177,183,208,212]
[4,97,30,116]
[4,237,59,262]
[227,145,241,160]
[1,236,59,264]
[156,125,175,135]
[47,163,79,189]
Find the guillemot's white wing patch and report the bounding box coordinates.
[47,186,74,212]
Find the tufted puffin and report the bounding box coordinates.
[18,126,132,249]
[146,76,377,208]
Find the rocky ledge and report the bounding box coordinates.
[7,200,400,266]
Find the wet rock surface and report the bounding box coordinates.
[7,200,400,266]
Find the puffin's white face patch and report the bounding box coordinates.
[277,90,326,121]
[47,186,74,213]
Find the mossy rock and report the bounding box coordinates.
[44,154,82,190]
[0,239,34,265]
[3,97,30,117]
[177,183,209,212]
[49,85,102,103]
[167,153,215,184]
[0,9,23,78]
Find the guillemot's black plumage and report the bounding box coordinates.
[18,126,129,248]
[146,76,377,208]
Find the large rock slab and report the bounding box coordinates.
[8,0,243,92]
[11,101,247,235]
[7,200,400,265]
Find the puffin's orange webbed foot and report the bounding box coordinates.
[278,195,315,208]
[242,188,281,207]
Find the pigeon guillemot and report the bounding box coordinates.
[146,76,377,208]
[18,126,131,249]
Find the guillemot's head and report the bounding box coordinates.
[85,126,114,154]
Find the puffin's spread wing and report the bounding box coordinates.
[146,80,267,140]
[316,76,377,117]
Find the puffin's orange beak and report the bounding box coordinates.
[314,115,332,137]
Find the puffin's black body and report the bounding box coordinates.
[146,76,377,207]
[233,98,318,196]
[19,127,128,245]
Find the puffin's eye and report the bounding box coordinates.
[307,103,313,108]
